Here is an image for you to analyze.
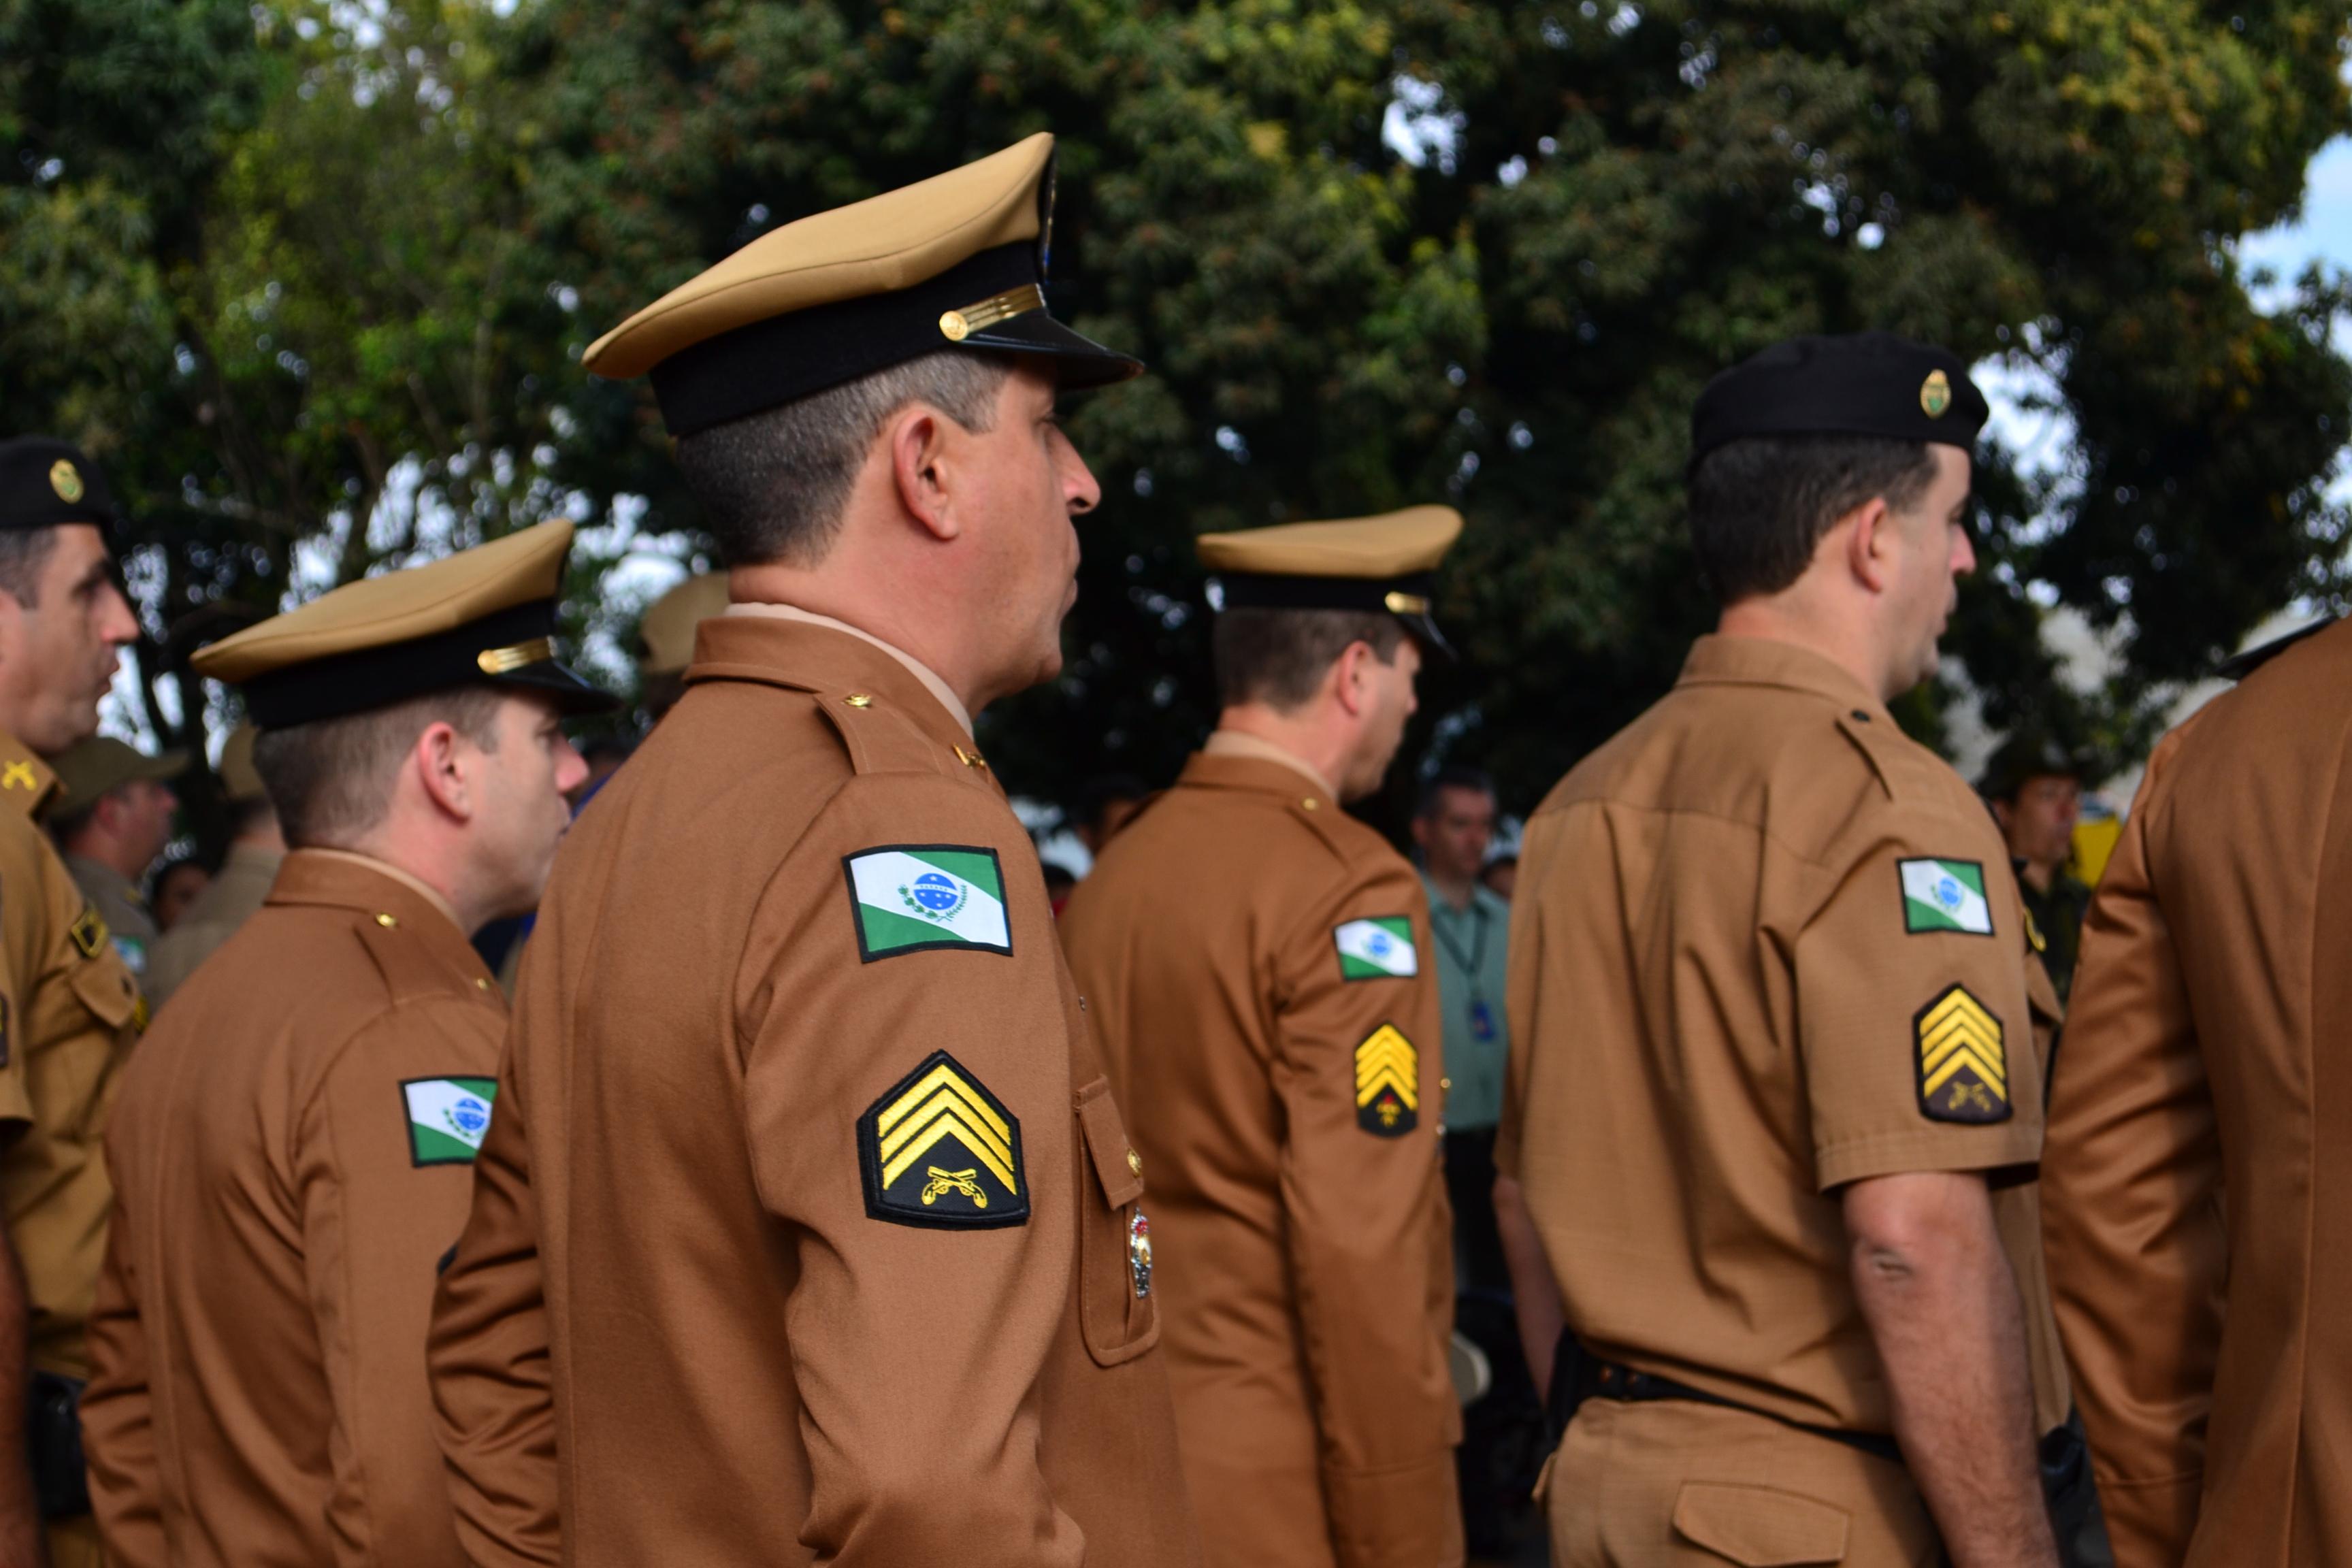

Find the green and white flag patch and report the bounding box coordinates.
[1335,917,1418,980]
[403,1076,497,1166]
[1899,859,1993,936]
[846,845,1012,961]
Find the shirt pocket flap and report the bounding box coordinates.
[68,953,137,1032]
[1074,1080,1143,1208]
[1671,1481,1849,1566]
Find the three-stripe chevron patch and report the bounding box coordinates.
[858,1050,1028,1229]
[1354,1024,1420,1137]
[1913,985,2011,1124]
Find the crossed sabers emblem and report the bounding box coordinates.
[1,762,35,792]
[919,1166,987,1208]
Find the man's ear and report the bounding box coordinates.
[412,721,476,823]
[889,404,963,544]
[1841,495,1895,594]
[1330,640,1376,719]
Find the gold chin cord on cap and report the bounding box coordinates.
[938,283,1047,344]
[1383,590,1431,615]
[476,637,557,674]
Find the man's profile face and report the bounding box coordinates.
[1882,445,1976,695]
[1994,774,2081,869]
[467,694,588,921]
[1414,785,1495,884]
[0,525,137,752]
[962,364,1102,702]
[114,777,178,872]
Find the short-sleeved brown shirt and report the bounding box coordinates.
[1499,636,2069,1437]
[0,734,142,1378]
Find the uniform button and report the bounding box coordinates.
[375,913,399,928]
[476,977,491,991]
[1441,1077,1452,1091]
[843,692,874,708]
[1126,1148,1143,1177]
[1301,798,1319,811]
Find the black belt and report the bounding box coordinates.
[1550,1333,1904,1467]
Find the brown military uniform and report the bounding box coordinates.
[1499,636,2069,1565]
[2042,618,2352,1568]
[0,738,142,1568]
[1060,737,1463,1568]
[60,856,158,984]
[82,851,502,1567]
[428,615,1197,1567]
[143,842,282,1008]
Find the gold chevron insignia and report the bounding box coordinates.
[1354,1024,1420,1138]
[858,1050,1028,1229]
[1914,984,2011,1124]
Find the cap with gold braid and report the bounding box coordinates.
[585,133,1141,436]
[1198,506,1465,657]
[193,521,616,728]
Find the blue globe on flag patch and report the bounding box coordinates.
[1936,876,1964,911]
[446,1096,491,1140]
[900,870,970,924]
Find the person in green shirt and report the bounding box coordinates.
[1412,765,1512,1292]
[1980,730,2093,1003]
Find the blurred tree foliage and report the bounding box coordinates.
[5,0,2350,836]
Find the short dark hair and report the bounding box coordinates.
[1212,608,1407,710]
[1416,765,1496,820]
[0,530,59,608]
[1687,434,1941,604]
[1075,774,1147,831]
[673,350,1013,568]
[252,687,506,849]
[578,734,637,769]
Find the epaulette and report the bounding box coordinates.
[353,909,492,1007]
[2217,616,2336,682]
[812,686,985,782]
[1278,787,1360,868]
[1831,706,1924,804]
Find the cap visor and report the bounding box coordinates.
[492,660,621,717]
[1407,613,1456,662]
[956,312,1143,389]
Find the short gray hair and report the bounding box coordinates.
[674,350,1013,568]
[0,531,59,608]
[251,688,505,849]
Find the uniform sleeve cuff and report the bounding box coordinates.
[1814,1126,2040,1191]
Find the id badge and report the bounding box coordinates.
[1469,998,1497,1042]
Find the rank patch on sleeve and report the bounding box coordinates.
[402,1077,498,1166]
[843,845,1013,961]
[1354,1023,1420,1137]
[859,1050,1028,1229]
[1334,917,1418,980]
[67,904,107,960]
[1898,859,1993,936]
[1914,985,2011,1124]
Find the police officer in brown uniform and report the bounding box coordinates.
[1496,336,2070,1567]
[427,136,1198,1567]
[80,523,604,1567]
[1060,508,1465,1568]
[2040,616,2352,1568]
[0,438,144,1568]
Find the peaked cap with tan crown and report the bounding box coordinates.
[585,133,1141,436]
[1197,505,1465,657]
[194,521,615,728]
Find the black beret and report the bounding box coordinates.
[0,438,117,533]
[1690,332,1989,465]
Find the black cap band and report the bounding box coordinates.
[1212,571,1452,659]
[0,438,117,534]
[243,600,614,728]
[1690,332,1989,466]
[650,243,1140,437]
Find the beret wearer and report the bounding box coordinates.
[1198,505,1465,657]
[587,133,1141,436]
[193,521,616,729]
[0,438,117,534]
[1690,331,1989,466]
